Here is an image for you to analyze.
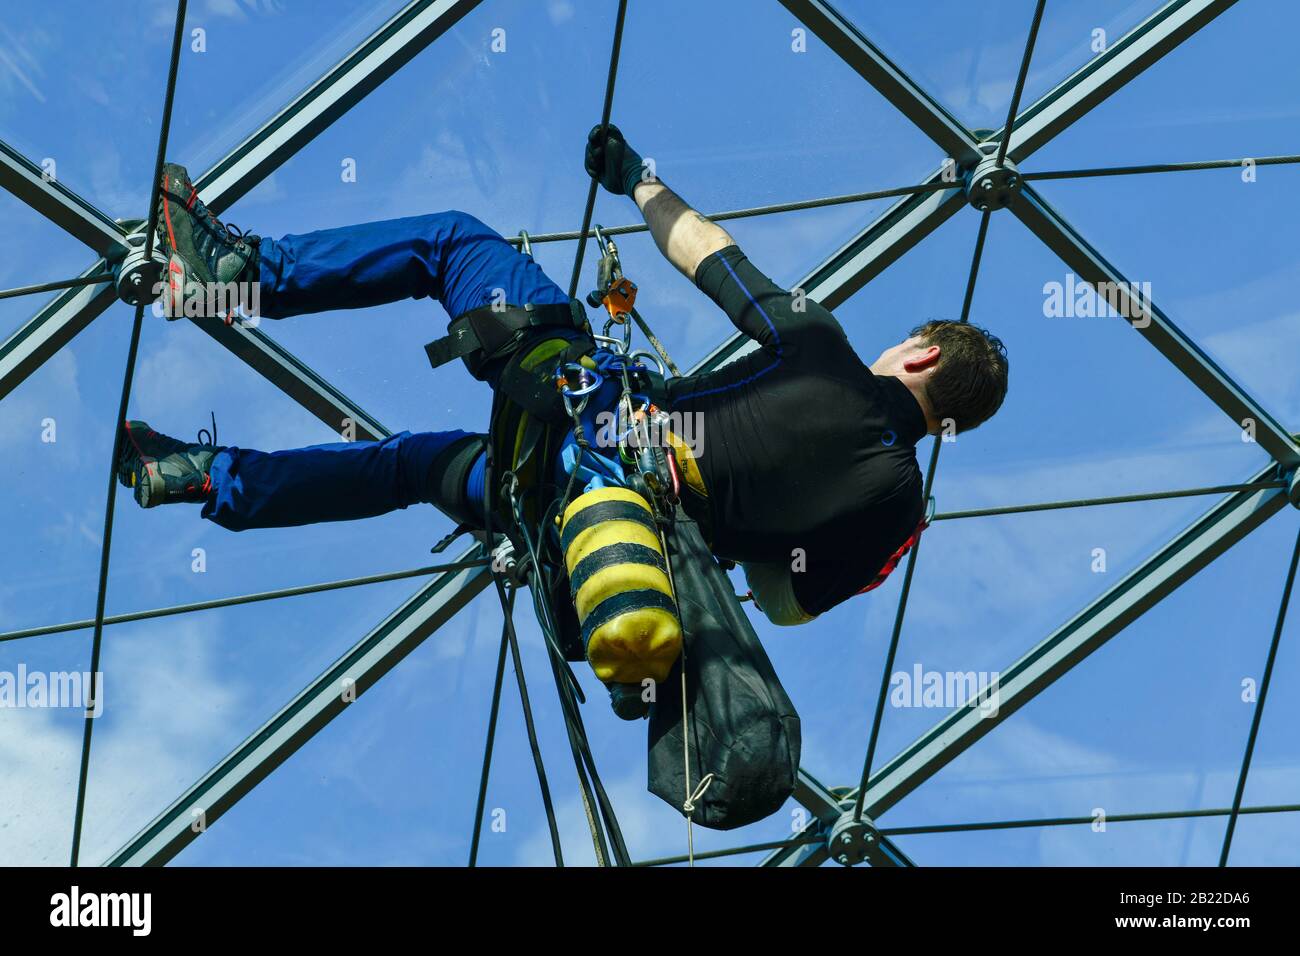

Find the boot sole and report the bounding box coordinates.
[134,462,165,509]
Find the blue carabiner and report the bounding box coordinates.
[555,362,603,399]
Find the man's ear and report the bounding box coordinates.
[902,343,941,374]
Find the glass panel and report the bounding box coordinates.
[0,189,104,338]
[172,0,412,176]
[79,576,439,865]
[0,0,409,220]
[790,494,1257,802]
[1231,526,1300,865]
[109,315,455,604]
[7,0,1294,868]
[217,0,942,416]
[1026,0,1300,432]
[1031,0,1299,170]
[0,306,130,634]
[886,817,1214,866]
[831,0,1164,134]
[1217,810,1300,866]
[171,584,803,866]
[0,631,92,864]
[878,510,1300,864]
[838,203,1271,515]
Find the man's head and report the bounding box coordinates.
[870,320,1009,435]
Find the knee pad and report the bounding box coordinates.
[428,433,488,528]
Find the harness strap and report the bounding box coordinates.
[858,514,930,595]
[424,299,588,369]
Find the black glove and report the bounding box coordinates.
[585,123,649,197]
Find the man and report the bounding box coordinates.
[122,126,1008,626]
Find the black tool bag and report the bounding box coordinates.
[646,508,801,830]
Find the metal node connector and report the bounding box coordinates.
[964,146,1021,213]
[828,811,878,866]
[113,234,167,307]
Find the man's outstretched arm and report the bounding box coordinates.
[585,124,733,280]
[586,124,847,353]
[631,180,735,281]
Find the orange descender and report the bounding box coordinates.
[586,225,637,323]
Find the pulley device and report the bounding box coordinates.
[586,226,637,323]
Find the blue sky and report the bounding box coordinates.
[1,0,1298,866]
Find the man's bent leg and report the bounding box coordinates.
[256,210,571,322]
[203,430,487,532]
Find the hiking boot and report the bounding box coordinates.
[117,420,221,509]
[155,163,260,321]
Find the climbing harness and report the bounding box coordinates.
[857,494,936,596]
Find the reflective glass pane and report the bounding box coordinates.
[880,510,1300,864]
[214,0,942,414]
[5,0,1297,869]
[0,308,128,634]
[0,0,410,220]
[0,189,104,338]
[1028,0,1300,432]
[80,576,441,864]
[0,631,91,864]
[831,0,1164,134]
[838,202,1271,515]
[171,582,804,866]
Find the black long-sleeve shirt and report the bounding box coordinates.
[664,245,927,617]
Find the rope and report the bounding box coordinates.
[513,501,631,866]
[634,801,1300,866]
[995,0,1046,169]
[634,833,824,867]
[629,306,680,377]
[469,588,513,867]
[931,480,1289,522]
[882,801,1300,836]
[653,522,710,867]
[501,150,1300,250]
[0,271,115,301]
[482,452,565,866]
[69,0,188,867]
[1219,525,1300,866]
[0,557,492,643]
[515,180,959,247]
[1022,153,1300,182]
[567,0,630,299]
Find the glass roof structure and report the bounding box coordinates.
[1,0,1298,867]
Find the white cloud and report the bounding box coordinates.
[0,618,248,865]
[547,1,576,25]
